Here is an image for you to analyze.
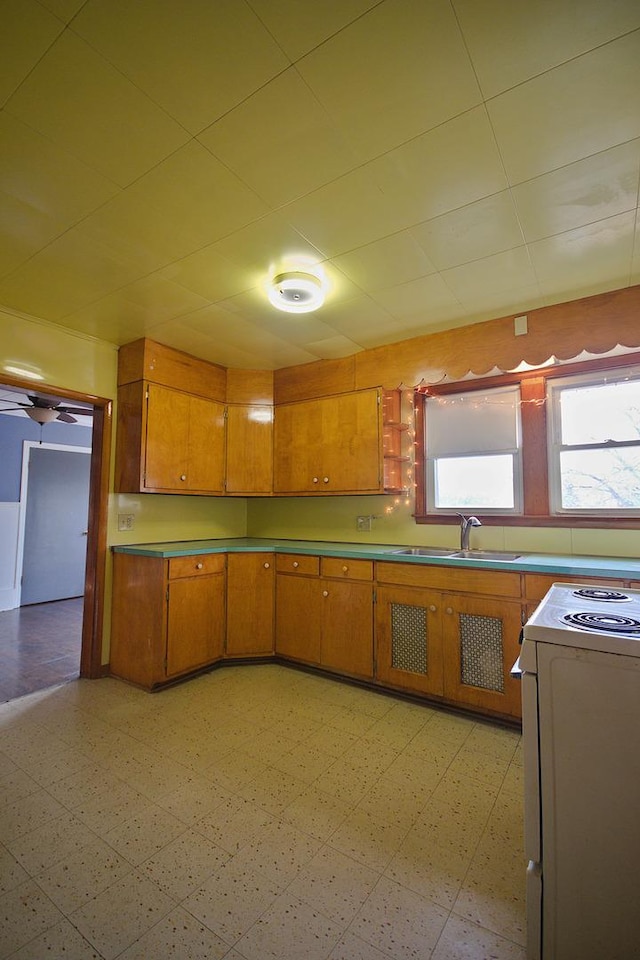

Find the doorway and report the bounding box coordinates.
[0,380,111,700]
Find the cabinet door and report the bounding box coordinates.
[441,594,522,718]
[166,573,225,677]
[145,383,191,490]
[187,394,225,493]
[275,574,321,663]
[273,400,321,493]
[320,389,381,493]
[226,553,274,656]
[375,584,444,696]
[321,579,373,679]
[226,404,273,494]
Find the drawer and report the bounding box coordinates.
[275,553,320,576]
[168,553,226,579]
[524,573,625,603]
[375,560,521,599]
[321,557,373,581]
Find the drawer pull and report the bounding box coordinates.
[322,590,329,598]
[323,476,329,483]
[429,604,437,612]
[196,562,203,570]
[263,562,270,569]
[312,477,319,483]
[293,560,299,568]
[180,474,187,481]
[342,565,348,573]
[445,606,453,615]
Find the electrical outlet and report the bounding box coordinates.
[118,514,135,532]
[356,515,372,532]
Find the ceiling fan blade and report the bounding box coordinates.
[58,406,94,416]
[56,412,78,423]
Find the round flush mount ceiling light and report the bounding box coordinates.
[267,270,326,314]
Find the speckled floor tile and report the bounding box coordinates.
[281,784,351,841]
[328,807,408,873]
[154,773,233,825]
[354,777,426,831]
[0,844,28,896]
[429,771,500,820]
[350,875,449,959]
[102,803,186,865]
[424,713,475,746]
[287,845,380,925]
[384,829,471,909]
[453,855,526,947]
[0,767,41,808]
[327,931,394,960]
[463,724,520,762]
[183,858,283,945]
[447,749,510,789]
[35,835,131,914]
[0,878,63,957]
[206,748,269,792]
[315,759,380,805]
[142,828,230,900]
[237,764,306,815]
[116,905,230,959]
[233,818,321,886]
[6,916,103,959]
[72,782,153,836]
[303,725,361,758]
[70,871,176,960]
[234,892,343,960]
[194,794,277,854]
[431,914,526,959]
[0,789,67,843]
[6,812,97,876]
[382,751,445,793]
[271,741,336,782]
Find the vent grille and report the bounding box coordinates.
[391,603,427,674]
[459,613,504,692]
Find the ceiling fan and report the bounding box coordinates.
[0,393,94,424]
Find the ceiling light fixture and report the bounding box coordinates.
[267,270,326,314]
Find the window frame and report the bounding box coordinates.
[424,383,524,516]
[414,351,640,529]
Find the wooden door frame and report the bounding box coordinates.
[1,376,112,679]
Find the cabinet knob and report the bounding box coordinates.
[293,561,299,568]
[322,590,329,598]
[323,476,329,483]
[180,474,187,481]
[312,477,319,483]
[263,562,270,569]
[445,606,453,615]
[342,565,348,573]
[196,562,203,570]
[429,604,437,612]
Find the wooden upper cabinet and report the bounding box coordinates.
[225,404,273,495]
[116,382,225,494]
[273,387,383,494]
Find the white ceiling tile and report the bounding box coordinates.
[512,141,640,243]
[332,233,437,291]
[4,31,190,187]
[488,31,640,184]
[0,0,63,105]
[0,191,66,277]
[247,0,380,60]
[453,0,640,98]
[198,69,361,207]
[211,212,327,283]
[37,0,86,22]
[72,0,289,133]
[368,108,509,225]
[410,191,525,270]
[297,0,481,161]
[442,246,539,300]
[79,142,269,272]
[370,273,463,326]
[529,211,636,298]
[302,335,364,360]
[314,294,399,345]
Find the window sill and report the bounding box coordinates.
[414,514,640,529]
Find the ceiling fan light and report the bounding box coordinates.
[26,407,58,423]
[267,271,325,314]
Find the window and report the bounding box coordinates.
[424,385,523,514]
[548,368,640,515]
[415,354,640,527]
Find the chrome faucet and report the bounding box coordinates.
[458,513,482,551]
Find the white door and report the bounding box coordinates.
[21,446,91,605]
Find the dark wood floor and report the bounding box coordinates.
[0,597,83,703]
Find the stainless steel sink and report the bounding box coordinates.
[390,547,456,557]
[449,550,521,561]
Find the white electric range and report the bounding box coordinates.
[519,582,640,960]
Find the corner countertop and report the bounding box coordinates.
[112,537,640,579]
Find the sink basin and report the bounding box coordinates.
[449,550,521,561]
[391,547,456,557]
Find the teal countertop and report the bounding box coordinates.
[112,537,640,579]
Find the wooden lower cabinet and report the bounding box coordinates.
[226,552,275,657]
[110,552,226,689]
[275,554,374,679]
[375,563,523,719]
